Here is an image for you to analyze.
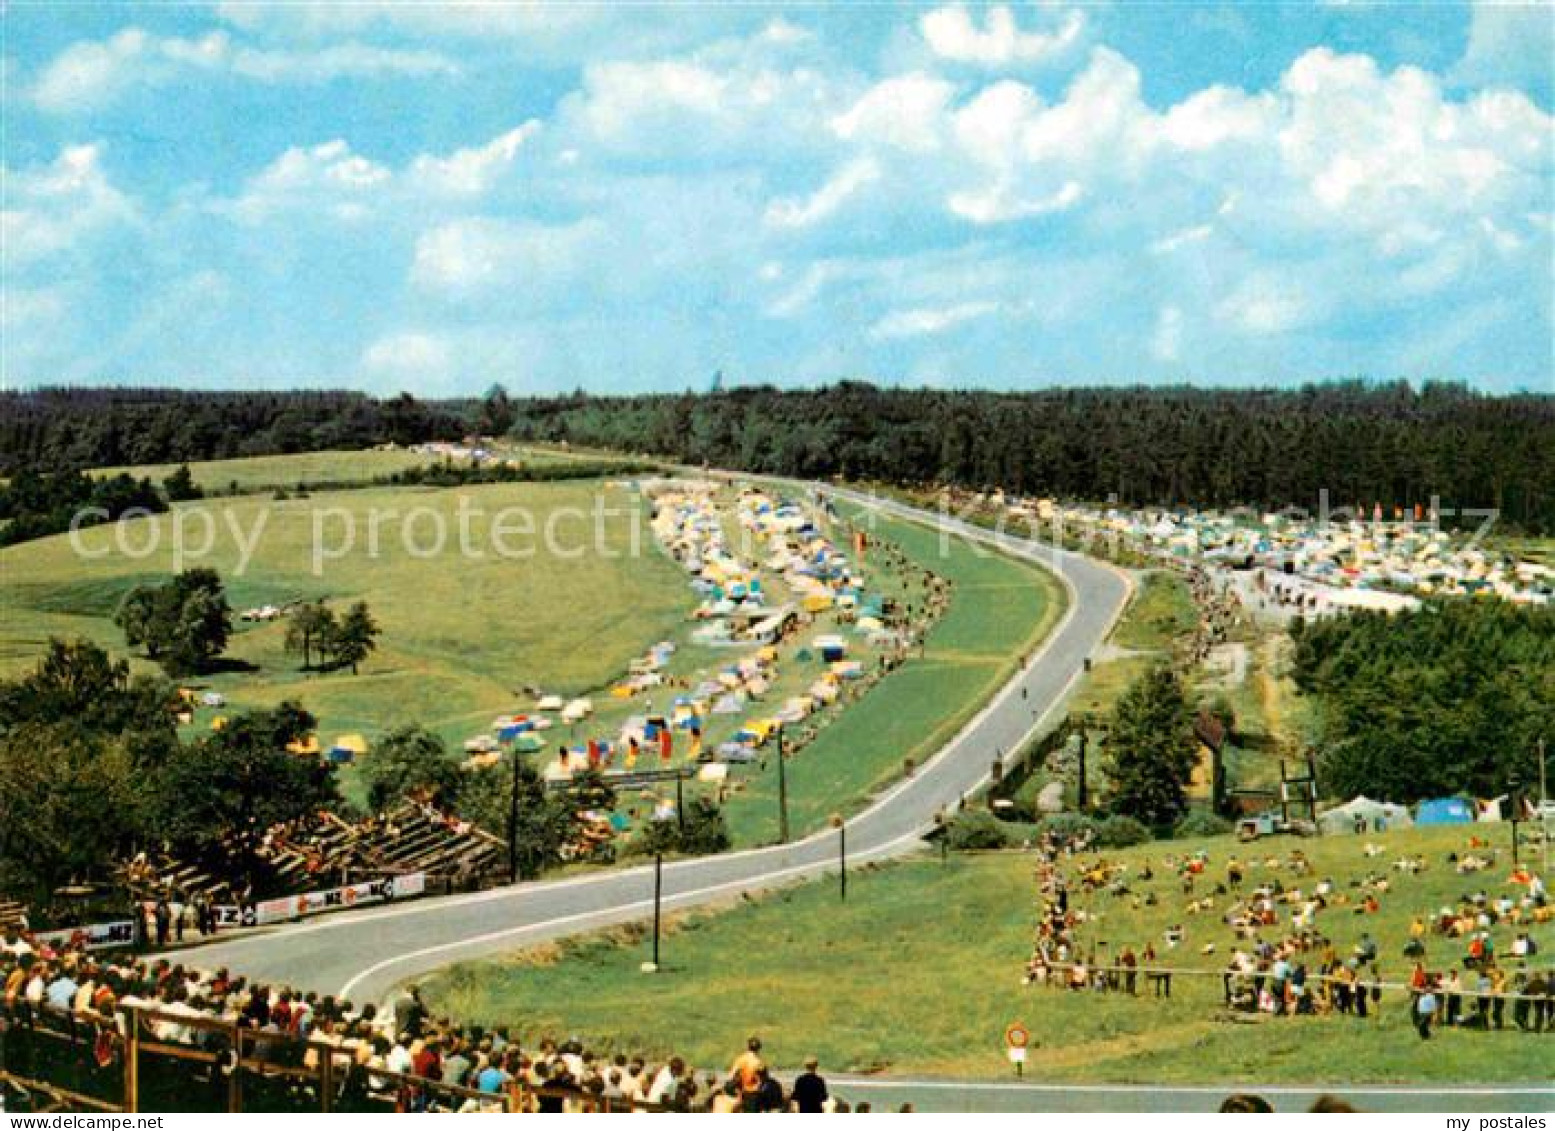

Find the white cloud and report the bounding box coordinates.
[870,300,999,339]
[920,5,1084,67]
[1276,48,1550,244]
[408,122,540,197]
[1160,86,1277,151]
[229,139,392,223]
[949,179,1081,225]
[411,216,602,296]
[765,158,880,229]
[560,46,846,163]
[219,124,542,223]
[1,143,138,268]
[31,27,457,112]
[833,73,956,153]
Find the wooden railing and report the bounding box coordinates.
[0,1001,669,1113]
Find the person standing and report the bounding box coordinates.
[729,1037,765,1110]
[1414,982,1439,1040]
[153,898,171,947]
[791,1057,828,1113]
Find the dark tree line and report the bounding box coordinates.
[508,381,1555,533]
[1292,601,1555,804]
[5,381,1549,529]
[0,388,469,474]
[0,466,167,547]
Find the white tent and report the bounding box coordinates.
[1318,795,1413,835]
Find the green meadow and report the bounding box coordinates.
[91,445,598,495]
[0,478,691,762]
[423,823,1553,1085]
[91,449,438,493]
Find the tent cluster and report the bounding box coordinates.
[984,487,1553,607]
[280,732,367,764]
[650,482,768,627]
[609,641,678,699]
[737,487,868,620]
[462,699,594,767]
[1320,794,1525,834]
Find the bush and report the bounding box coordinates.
[1095,814,1152,848]
[624,798,731,858]
[1174,810,1234,839]
[943,810,1011,851]
[1032,814,1099,844]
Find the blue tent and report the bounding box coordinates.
[1415,797,1474,826]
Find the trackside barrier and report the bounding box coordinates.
[1030,959,1555,1017]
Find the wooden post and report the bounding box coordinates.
[840,823,847,902]
[230,1025,243,1113]
[123,1007,139,1113]
[320,1043,334,1112]
[1076,727,1089,812]
[651,852,663,968]
[776,726,790,844]
[507,747,522,884]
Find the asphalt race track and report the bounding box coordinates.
[171,485,1130,1002]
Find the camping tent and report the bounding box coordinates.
[1415,797,1475,826]
[1318,795,1414,835]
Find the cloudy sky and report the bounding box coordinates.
[4,2,1552,396]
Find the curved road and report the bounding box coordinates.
[170,486,1132,1004]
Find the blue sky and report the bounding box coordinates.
[3,2,1552,396]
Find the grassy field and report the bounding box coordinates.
[715,508,1066,845]
[423,823,1553,1085]
[0,478,692,767]
[91,445,598,495]
[1107,571,1196,652]
[92,449,438,493]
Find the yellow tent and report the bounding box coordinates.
[333,733,369,756]
[287,734,321,756]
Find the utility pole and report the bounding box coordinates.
[1539,737,1548,874]
[831,814,847,902]
[652,851,663,968]
[507,748,522,884]
[776,725,790,844]
[1075,722,1089,812]
[1509,775,1522,870]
